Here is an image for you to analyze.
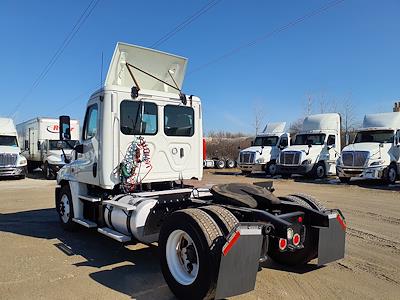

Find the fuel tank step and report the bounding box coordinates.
[97,227,131,242]
[72,218,97,228]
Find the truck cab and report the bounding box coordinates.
[238,122,289,175]
[277,113,341,179]
[337,112,400,184]
[0,118,27,178]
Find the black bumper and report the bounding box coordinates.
[277,164,313,175]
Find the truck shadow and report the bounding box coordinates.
[0,208,175,300]
[292,177,400,191]
[260,259,322,274]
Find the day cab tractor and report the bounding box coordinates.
[55,43,346,299]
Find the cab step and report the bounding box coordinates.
[97,227,131,242]
[72,218,97,228]
[78,195,102,202]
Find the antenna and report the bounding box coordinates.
[100,51,104,87]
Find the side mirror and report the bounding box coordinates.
[237,146,241,150]
[59,115,71,141]
[308,143,312,148]
[74,144,84,154]
[261,146,264,149]
[379,143,384,148]
[251,141,254,146]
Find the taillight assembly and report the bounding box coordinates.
[278,238,287,251]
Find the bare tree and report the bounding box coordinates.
[289,118,303,135]
[340,97,358,145]
[252,105,265,135]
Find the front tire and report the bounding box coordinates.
[56,184,77,231]
[384,165,397,185]
[266,161,277,176]
[313,162,326,179]
[159,209,224,300]
[215,160,225,169]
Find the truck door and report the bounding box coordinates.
[163,104,197,178]
[75,102,100,185]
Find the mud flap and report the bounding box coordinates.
[317,211,346,266]
[215,223,263,299]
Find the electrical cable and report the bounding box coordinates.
[9,0,101,117]
[188,0,345,75]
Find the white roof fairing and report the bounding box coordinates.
[262,122,286,134]
[0,118,17,136]
[302,113,340,132]
[362,112,400,129]
[105,43,188,94]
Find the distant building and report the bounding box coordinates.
[394,102,400,112]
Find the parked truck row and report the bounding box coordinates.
[238,112,400,184]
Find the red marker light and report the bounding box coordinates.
[293,233,301,246]
[279,238,287,251]
[298,216,303,223]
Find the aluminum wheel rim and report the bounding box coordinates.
[316,165,325,178]
[269,164,276,175]
[388,168,396,183]
[166,229,199,285]
[59,194,70,223]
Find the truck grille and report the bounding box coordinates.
[0,153,18,167]
[342,151,369,167]
[239,152,255,164]
[280,151,301,165]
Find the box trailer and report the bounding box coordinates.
[0,117,27,178]
[55,43,346,299]
[238,122,289,175]
[277,113,341,179]
[337,112,400,184]
[17,117,79,179]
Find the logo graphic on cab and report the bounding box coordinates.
[47,125,75,133]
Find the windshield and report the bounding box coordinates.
[253,136,279,146]
[354,130,394,144]
[48,140,79,150]
[294,134,326,146]
[0,135,18,147]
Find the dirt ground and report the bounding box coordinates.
[0,170,399,299]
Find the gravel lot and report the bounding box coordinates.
[0,170,399,299]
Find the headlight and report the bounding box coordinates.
[18,156,27,166]
[302,159,312,165]
[370,160,384,166]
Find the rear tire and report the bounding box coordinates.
[200,205,239,236]
[215,160,225,169]
[159,209,224,300]
[226,159,235,169]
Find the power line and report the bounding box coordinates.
[188,0,345,75]
[54,0,220,116]
[10,0,101,118]
[151,0,222,48]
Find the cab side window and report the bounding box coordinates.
[83,104,98,140]
[327,135,336,146]
[279,137,288,147]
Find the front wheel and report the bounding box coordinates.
[313,162,326,179]
[159,209,223,300]
[56,184,77,231]
[384,165,397,185]
[266,162,277,176]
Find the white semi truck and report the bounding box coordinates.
[17,117,80,179]
[337,112,400,184]
[55,42,346,299]
[0,117,27,178]
[277,113,341,179]
[238,122,289,175]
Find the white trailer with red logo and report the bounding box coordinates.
[16,117,80,179]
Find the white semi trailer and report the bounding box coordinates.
[238,122,289,175]
[277,113,341,179]
[17,117,80,179]
[0,117,27,178]
[55,43,346,299]
[337,112,400,184]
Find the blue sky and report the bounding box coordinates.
[1,0,399,134]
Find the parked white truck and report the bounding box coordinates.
[0,118,27,178]
[54,42,346,299]
[17,117,80,179]
[238,122,289,175]
[277,113,341,179]
[336,112,400,184]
